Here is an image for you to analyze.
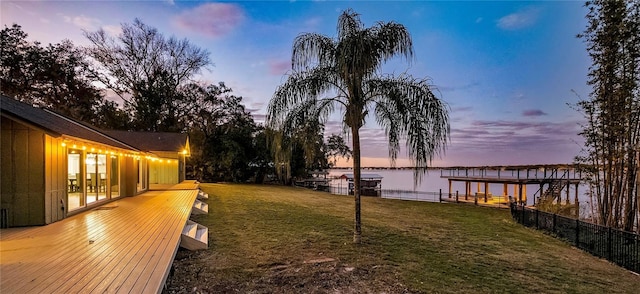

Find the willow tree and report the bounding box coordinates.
[267,9,449,243]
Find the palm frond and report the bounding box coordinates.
[292,33,336,72]
[337,9,363,41]
[368,75,450,183]
[267,66,342,129]
[370,21,414,64]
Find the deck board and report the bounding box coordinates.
[149,180,200,191]
[0,188,198,294]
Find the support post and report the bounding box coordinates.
[456,190,459,203]
[465,182,469,200]
[448,180,452,199]
[484,182,489,203]
[575,219,580,247]
[503,183,508,198]
[474,190,478,205]
[574,183,579,218]
[518,184,523,204]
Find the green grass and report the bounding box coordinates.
[165,184,639,293]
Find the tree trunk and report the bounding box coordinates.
[351,126,362,244]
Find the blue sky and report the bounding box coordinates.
[1,0,592,167]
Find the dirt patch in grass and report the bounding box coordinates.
[166,249,412,293]
[164,184,640,293]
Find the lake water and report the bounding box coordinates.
[328,168,447,191]
[326,168,591,214]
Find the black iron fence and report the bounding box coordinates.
[510,203,639,274]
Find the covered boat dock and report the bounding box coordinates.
[440,165,584,206]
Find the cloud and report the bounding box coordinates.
[438,82,479,92]
[497,7,540,30]
[102,25,121,36]
[173,3,244,38]
[324,116,582,166]
[63,14,101,30]
[251,113,266,123]
[268,60,291,75]
[304,17,322,27]
[522,109,547,117]
[451,119,580,154]
[451,106,473,112]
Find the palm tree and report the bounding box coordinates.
[267,9,449,244]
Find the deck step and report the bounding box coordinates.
[197,190,209,200]
[192,199,208,214]
[180,220,208,250]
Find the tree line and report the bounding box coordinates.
[0,21,350,183]
[577,0,639,233]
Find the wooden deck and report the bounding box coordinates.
[149,180,200,191]
[0,188,198,293]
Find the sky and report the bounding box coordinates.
[1,0,593,167]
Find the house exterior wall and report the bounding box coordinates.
[149,160,179,184]
[121,157,137,197]
[44,135,66,224]
[149,150,186,183]
[0,117,46,227]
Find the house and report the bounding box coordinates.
[104,130,190,187]
[0,95,187,227]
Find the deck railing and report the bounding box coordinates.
[510,203,639,274]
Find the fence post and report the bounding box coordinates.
[535,208,539,229]
[575,219,580,247]
[455,191,459,203]
[439,189,442,203]
[607,227,612,260]
[552,213,557,233]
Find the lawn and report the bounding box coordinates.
[164,183,639,293]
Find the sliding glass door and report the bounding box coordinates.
[67,148,122,211]
[85,153,107,204]
[67,149,84,210]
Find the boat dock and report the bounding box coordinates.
[440,165,584,205]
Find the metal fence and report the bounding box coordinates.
[328,186,442,202]
[510,203,640,274]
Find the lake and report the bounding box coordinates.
[326,168,591,214]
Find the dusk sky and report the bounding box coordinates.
[1,0,592,167]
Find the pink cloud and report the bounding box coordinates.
[268,60,290,75]
[173,3,244,38]
[63,14,101,30]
